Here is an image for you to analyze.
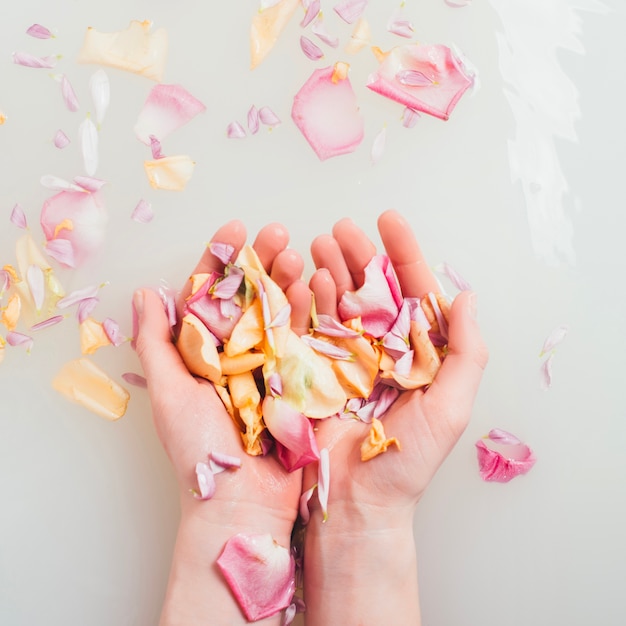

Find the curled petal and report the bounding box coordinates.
[53,129,71,149]
[345,17,370,54]
[401,106,421,128]
[292,64,364,160]
[30,315,64,331]
[298,484,316,525]
[76,297,99,324]
[333,0,368,24]
[300,36,324,60]
[6,331,33,351]
[80,317,111,354]
[57,285,100,309]
[89,70,110,127]
[144,155,195,191]
[259,106,282,127]
[540,325,568,356]
[486,429,523,446]
[73,176,107,193]
[149,135,164,159]
[208,242,235,265]
[301,335,352,360]
[216,533,296,621]
[121,372,148,388]
[193,462,216,500]
[475,433,536,482]
[12,52,59,69]
[360,417,401,461]
[40,175,85,193]
[78,20,168,81]
[134,84,206,144]
[367,43,474,120]
[131,198,154,223]
[250,0,301,69]
[10,204,27,229]
[102,317,126,346]
[79,115,99,176]
[227,121,247,138]
[314,314,361,338]
[301,0,320,27]
[209,450,242,473]
[540,353,554,390]
[60,75,80,112]
[26,24,54,39]
[317,447,330,521]
[434,261,472,291]
[247,105,260,134]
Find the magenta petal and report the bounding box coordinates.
[475,436,536,483]
[487,429,523,446]
[217,533,296,622]
[367,43,474,120]
[194,462,216,500]
[300,35,324,60]
[26,24,54,39]
[60,75,80,112]
[301,0,320,27]
[333,0,368,24]
[45,239,75,267]
[540,353,554,390]
[121,372,148,388]
[247,105,260,135]
[149,135,164,159]
[259,106,281,127]
[10,204,27,229]
[12,52,58,69]
[186,290,241,342]
[292,65,364,160]
[263,396,320,472]
[53,129,71,149]
[208,242,235,265]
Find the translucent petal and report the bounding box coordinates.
[144,155,195,191]
[12,52,58,69]
[60,75,80,112]
[10,204,27,229]
[26,24,54,39]
[311,14,339,47]
[434,261,472,291]
[6,331,34,352]
[300,35,324,60]
[30,315,64,331]
[209,450,242,473]
[401,106,421,128]
[79,115,99,176]
[333,0,368,24]
[301,0,321,27]
[227,121,247,138]
[539,325,568,356]
[53,129,71,149]
[540,353,554,390]
[131,198,154,223]
[26,265,45,312]
[103,318,126,347]
[345,17,370,54]
[250,0,300,69]
[259,106,282,127]
[80,317,111,354]
[89,70,110,127]
[247,105,260,134]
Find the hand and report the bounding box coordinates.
[302,210,488,625]
[133,221,310,625]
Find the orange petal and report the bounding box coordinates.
[360,417,401,461]
[52,358,130,420]
[1,293,22,331]
[220,351,265,376]
[250,0,300,69]
[80,317,111,355]
[225,298,264,357]
[144,155,195,191]
[330,334,379,398]
[177,313,222,382]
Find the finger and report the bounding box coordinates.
[424,291,489,434]
[252,223,290,273]
[377,210,439,298]
[270,248,304,292]
[311,234,355,298]
[286,279,313,336]
[309,268,338,318]
[332,218,377,288]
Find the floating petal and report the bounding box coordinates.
[259,106,281,127]
[78,20,168,81]
[247,105,260,134]
[26,24,54,39]
[387,7,414,38]
[292,64,364,160]
[250,0,300,69]
[12,52,58,69]
[144,155,195,191]
[6,331,33,352]
[345,18,370,54]
[60,75,80,112]
[1,294,21,331]
[80,317,111,354]
[79,115,98,176]
[134,84,206,144]
[401,106,421,128]
[131,198,154,223]
[311,14,339,47]
[53,129,71,149]
[301,0,321,27]
[475,431,536,482]
[300,36,324,60]
[539,325,568,356]
[89,70,110,127]
[52,358,130,420]
[445,0,472,6]
[227,121,247,138]
[540,353,554,390]
[30,315,64,331]
[367,43,474,120]
[216,533,296,621]
[333,0,368,24]
[10,204,27,229]
[57,285,100,309]
[26,265,45,313]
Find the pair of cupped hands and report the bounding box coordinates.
[132,210,488,622]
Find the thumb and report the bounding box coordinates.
[425,291,489,431]
[133,288,190,390]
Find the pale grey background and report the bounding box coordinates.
[1,1,624,625]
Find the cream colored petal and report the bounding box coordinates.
[144,155,195,191]
[250,0,300,69]
[80,317,111,354]
[52,358,130,420]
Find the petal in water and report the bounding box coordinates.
[248,105,260,134]
[12,52,59,69]
[45,239,75,267]
[102,317,126,347]
[367,43,474,120]
[26,24,54,39]
[475,431,536,482]
[131,198,154,223]
[227,121,247,138]
[345,18,370,54]
[10,204,27,229]
[90,70,110,128]
[539,325,568,356]
[301,0,320,27]
[57,284,100,310]
[292,64,364,160]
[300,35,324,60]
[80,317,111,354]
[144,155,195,191]
[333,0,368,24]
[79,115,99,176]
[134,84,206,144]
[59,74,80,112]
[540,353,554,390]
[149,135,165,159]
[401,106,421,128]
[2,293,21,331]
[216,533,296,621]
[78,20,168,82]
[250,0,300,69]
[6,331,34,352]
[387,7,414,38]
[52,358,130,420]
[259,106,281,127]
[53,129,71,149]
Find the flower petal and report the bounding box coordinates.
[259,106,282,127]
[26,264,45,312]
[208,242,235,265]
[78,20,168,81]
[216,533,296,621]
[540,325,568,356]
[292,64,364,160]
[193,462,216,500]
[12,52,58,69]
[89,70,110,127]
[80,317,111,354]
[250,0,301,69]
[247,105,260,134]
[134,84,206,145]
[59,74,80,112]
[333,0,368,24]
[53,129,71,149]
[6,331,33,352]
[121,372,148,388]
[52,358,130,420]
[227,121,247,138]
[79,115,98,176]
[344,17,370,54]
[26,24,54,39]
[475,433,536,482]
[540,353,554,390]
[301,0,321,27]
[209,450,242,474]
[317,447,330,521]
[401,106,421,128]
[10,204,27,229]
[360,417,401,461]
[131,198,154,223]
[102,317,126,346]
[30,315,64,331]
[300,35,324,60]
[434,261,472,291]
[144,155,195,191]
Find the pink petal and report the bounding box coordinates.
[269,303,291,328]
[40,175,85,192]
[247,105,260,134]
[314,314,361,338]
[540,325,568,356]
[292,65,364,160]
[338,255,402,337]
[193,462,216,500]
[216,533,296,622]
[486,429,523,446]
[73,176,107,193]
[259,106,282,127]
[475,435,536,483]
[427,292,449,340]
[212,270,244,299]
[401,106,421,128]
[227,121,246,138]
[26,24,54,39]
[89,70,110,127]
[102,318,126,347]
[301,335,352,360]
[60,75,80,112]
[311,15,339,47]
[131,198,154,223]
[186,288,241,343]
[394,349,414,377]
[371,126,386,164]
[209,451,242,474]
[540,353,554,390]
[121,372,148,388]
[159,283,178,328]
[76,297,99,324]
[26,265,45,312]
[300,35,324,60]
[53,129,71,149]
[79,116,98,176]
[40,189,108,268]
[12,52,58,69]
[262,396,320,472]
[134,84,206,144]
[383,298,411,357]
[300,0,320,27]
[434,261,472,291]
[57,285,100,309]
[30,315,65,331]
[387,11,415,38]
[317,447,330,521]
[371,384,400,419]
[1,270,13,296]
[367,43,474,120]
[298,484,316,525]
[333,0,368,24]
[10,204,27,229]
[149,135,164,159]
[6,331,34,351]
[208,242,235,265]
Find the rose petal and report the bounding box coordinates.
[216,533,296,621]
[227,121,247,138]
[314,314,361,338]
[387,9,415,38]
[475,434,536,482]
[26,265,45,312]
[30,315,65,331]
[300,35,324,60]
[79,115,98,176]
[102,318,126,347]
[250,0,301,69]
[78,20,168,81]
[301,0,320,27]
[134,84,206,144]
[76,297,99,324]
[401,106,421,128]
[292,64,364,160]
[12,52,58,69]
[144,155,195,191]
[259,106,282,127]
[59,74,80,112]
[40,175,85,193]
[434,261,472,291]
[131,198,154,223]
[298,484,316,525]
[445,0,472,6]
[209,450,242,473]
[540,325,568,356]
[73,176,107,193]
[540,353,554,390]
[301,334,352,360]
[333,0,368,24]
[208,242,235,265]
[247,105,260,134]
[57,285,100,309]
[193,461,216,500]
[344,17,370,54]
[89,70,110,127]
[53,129,71,149]
[6,331,33,351]
[10,204,27,229]
[311,14,339,47]
[26,24,54,39]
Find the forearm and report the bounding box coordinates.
[303,503,421,626]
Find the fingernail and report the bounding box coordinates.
[468,292,477,320]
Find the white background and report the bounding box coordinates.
[1,1,624,625]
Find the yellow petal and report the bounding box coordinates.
[360,417,401,461]
[1,293,22,331]
[78,20,168,81]
[250,0,300,69]
[52,358,130,420]
[0,111,6,125]
[224,298,264,357]
[189,273,212,296]
[220,350,265,376]
[177,313,222,382]
[80,317,111,355]
[144,155,195,191]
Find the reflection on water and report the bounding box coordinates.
[488,0,609,266]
